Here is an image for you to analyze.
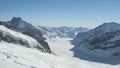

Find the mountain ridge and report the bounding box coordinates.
[0,17,52,53]
[73,22,120,58]
[37,25,88,39]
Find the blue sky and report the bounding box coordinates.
[0,0,120,28]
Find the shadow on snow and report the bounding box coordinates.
[70,40,120,65]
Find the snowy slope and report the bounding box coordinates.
[0,42,62,68]
[0,38,119,68]
[0,25,46,52]
[73,22,120,58]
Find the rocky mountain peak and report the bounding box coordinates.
[9,17,28,27]
[12,17,22,21]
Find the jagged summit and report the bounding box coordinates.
[12,17,22,21]
[9,17,29,29]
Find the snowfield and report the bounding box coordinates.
[0,38,120,68]
[47,38,120,68]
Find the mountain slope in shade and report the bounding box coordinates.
[73,22,120,58]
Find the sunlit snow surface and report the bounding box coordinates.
[0,38,119,68]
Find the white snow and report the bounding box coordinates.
[47,38,120,68]
[0,38,119,68]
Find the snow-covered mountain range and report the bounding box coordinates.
[37,26,88,39]
[0,17,88,53]
[73,22,120,58]
[0,17,120,68]
[9,17,88,40]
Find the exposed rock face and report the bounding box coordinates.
[73,22,120,58]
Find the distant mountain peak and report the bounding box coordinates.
[11,17,25,23]
[9,17,30,29]
[12,17,22,21]
[9,17,28,26]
